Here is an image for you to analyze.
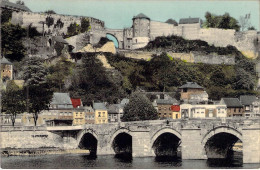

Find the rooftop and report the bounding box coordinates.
[221,98,243,108]
[239,95,257,106]
[133,13,150,20]
[120,98,129,105]
[155,98,179,105]
[84,106,94,112]
[0,57,13,65]
[179,82,204,89]
[70,98,82,108]
[50,93,73,106]
[1,0,31,12]
[93,102,107,110]
[179,17,201,24]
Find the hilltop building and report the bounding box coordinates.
[179,82,208,103]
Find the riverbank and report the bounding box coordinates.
[1,148,89,156]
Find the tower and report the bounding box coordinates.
[132,13,150,37]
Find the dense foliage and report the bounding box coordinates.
[44,10,56,14]
[66,18,90,38]
[106,49,258,100]
[203,12,240,31]
[69,53,126,105]
[21,57,53,126]
[121,93,158,121]
[144,35,239,55]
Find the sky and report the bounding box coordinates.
[10,0,260,30]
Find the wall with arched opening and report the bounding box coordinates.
[202,127,242,159]
[106,33,119,48]
[151,128,182,157]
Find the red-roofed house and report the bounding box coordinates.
[171,105,180,119]
[71,98,82,108]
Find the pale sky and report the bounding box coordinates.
[10,0,260,30]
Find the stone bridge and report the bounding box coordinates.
[105,29,124,48]
[47,118,260,164]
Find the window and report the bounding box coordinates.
[98,112,101,117]
[102,112,105,117]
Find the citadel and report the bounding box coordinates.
[9,9,259,59]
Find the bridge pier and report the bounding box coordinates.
[242,125,260,163]
[181,128,207,160]
[132,132,155,157]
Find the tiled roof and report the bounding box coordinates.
[179,17,201,24]
[155,98,178,105]
[51,93,72,105]
[70,98,82,108]
[221,98,243,108]
[93,102,107,110]
[0,57,12,65]
[179,82,204,89]
[165,19,178,26]
[133,13,150,20]
[1,0,31,12]
[108,105,118,114]
[240,95,256,106]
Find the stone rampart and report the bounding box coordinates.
[118,50,235,65]
[150,21,175,40]
[11,11,105,35]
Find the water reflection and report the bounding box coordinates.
[206,152,243,168]
[114,153,133,162]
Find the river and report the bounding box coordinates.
[1,152,260,169]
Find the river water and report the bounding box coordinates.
[1,153,260,169]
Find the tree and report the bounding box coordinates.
[248,26,256,30]
[233,68,255,90]
[21,57,53,126]
[1,23,27,61]
[46,16,54,28]
[1,9,12,24]
[1,81,26,126]
[67,22,80,37]
[204,12,240,31]
[54,18,64,29]
[44,10,56,14]
[121,93,158,122]
[80,18,90,33]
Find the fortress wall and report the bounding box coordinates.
[179,23,201,40]
[119,50,236,65]
[150,21,175,40]
[11,11,105,35]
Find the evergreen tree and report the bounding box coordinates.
[121,93,158,122]
[21,57,53,126]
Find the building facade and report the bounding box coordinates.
[220,98,244,117]
[93,102,108,124]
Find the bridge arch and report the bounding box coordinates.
[78,130,98,155]
[109,128,132,156]
[151,128,182,157]
[202,126,243,159]
[106,33,119,48]
[202,126,242,146]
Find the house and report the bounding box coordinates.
[179,82,208,103]
[71,98,83,108]
[73,107,85,125]
[93,102,108,124]
[23,92,74,126]
[154,97,179,119]
[252,99,260,117]
[171,105,181,119]
[220,98,244,117]
[180,103,227,118]
[239,95,257,117]
[84,106,95,124]
[1,57,13,82]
